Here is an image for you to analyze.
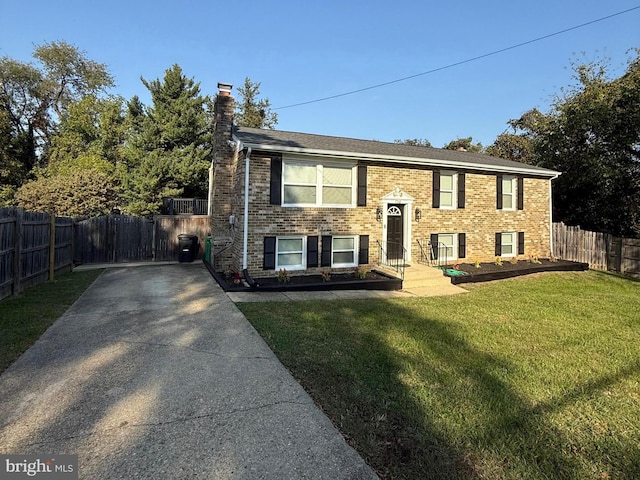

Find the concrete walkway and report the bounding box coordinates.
[0,264,377,479]
[227,283,466,302]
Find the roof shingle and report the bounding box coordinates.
[234,126,558,177]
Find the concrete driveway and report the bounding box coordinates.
[0,264,377,479]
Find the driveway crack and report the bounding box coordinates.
[120,339,274,360]
[19,398,312,447]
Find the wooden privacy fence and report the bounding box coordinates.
[0,207,74,300]
[153,216,212,261]
[73,214,212,264]
[74,215,154,263]
[553,222,640,276]
[0,209,212,300]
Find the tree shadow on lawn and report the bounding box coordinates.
[249,298,640,479]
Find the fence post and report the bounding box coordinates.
[112,215,117,263]
[70,219,75,271]
[12,208,23,296]
[49,214,56,281]
[152,218,157,261]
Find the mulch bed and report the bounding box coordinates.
[444,259,589,284]
[205,263,402,292]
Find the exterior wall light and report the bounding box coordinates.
[376,207,383,222]
[415,207,422,222]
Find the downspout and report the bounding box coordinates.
[242,147,252,270]
[207,161,214,216]
[549,173,560,257]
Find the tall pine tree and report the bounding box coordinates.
[235,77,278,129]
[123,65,213,216]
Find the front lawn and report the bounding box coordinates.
[238,271,640,479]
[0,269,103,373]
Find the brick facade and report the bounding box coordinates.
[210,91,553,277]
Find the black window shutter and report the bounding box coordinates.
[358,235,369,265]
[458,233,466,259]
[457,173,465,209]
[496,175,503,210]
[264,237,276,270]
[430,233,439,260]
[495,233,502,256]
[270,158,282,205]
[517,177,524,210]
[518,232,525,255]
[357,165,367,206]
[307,236,319,267]
[432,171,440,208]
[321,236,332,267]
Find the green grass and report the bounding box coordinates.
[0,269,103,373]
[238,271,640,480]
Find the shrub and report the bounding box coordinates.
[16,169,120,217]
[277,268,290,283]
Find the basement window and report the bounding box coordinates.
[276,236,306,270]
[332,236,358,268]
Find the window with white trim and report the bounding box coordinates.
[500,232,516,257]
[276,236,306,270]
[437,233,457,262]
[283,160,356,207]
[331,235,358,268]
[501,176,516,210]
[440,172,457,209]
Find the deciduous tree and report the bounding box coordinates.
[485,132,534,164]
[443,137,483,153]
[46,95,126,176]
[394,138,433,148]
[16,169,120,217]
[511,53,640,237]
[33,40,114,118]
[0,41,114,183]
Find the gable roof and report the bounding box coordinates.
[234,126,559,178]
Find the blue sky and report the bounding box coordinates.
[1,1,638,147]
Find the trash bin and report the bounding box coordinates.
[178,234,198,262]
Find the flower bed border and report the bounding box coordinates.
[447,260,589,284]
[204,261,402,292]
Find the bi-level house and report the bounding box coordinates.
[209,83,559,278]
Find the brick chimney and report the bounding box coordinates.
[210,82,237,270]
[213,82,235,153]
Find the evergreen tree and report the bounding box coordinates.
[122,64,213,216]
[235,77,278,129]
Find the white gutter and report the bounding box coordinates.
[242,143,560,178]
[242,147,251,270]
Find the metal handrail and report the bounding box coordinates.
[429,241,451,269]
[376,240,406,280]
[416,239,430,265]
